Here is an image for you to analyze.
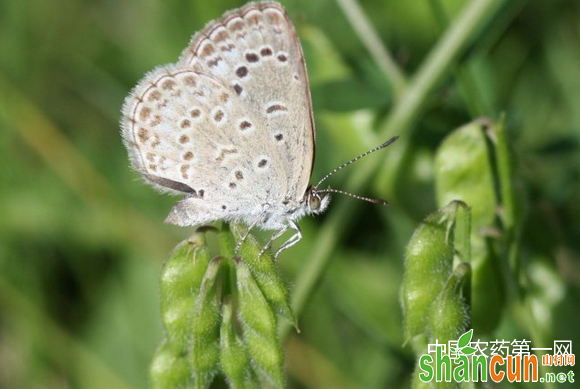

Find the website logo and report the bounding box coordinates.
[419,330,575,383]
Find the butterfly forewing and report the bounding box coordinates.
[180,2,315,205]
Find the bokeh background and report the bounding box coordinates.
[1,0,579,388]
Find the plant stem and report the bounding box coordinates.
[494,116,515,239]
[493,118,554,389]
[335,0,407,96]
[428,0,493,117]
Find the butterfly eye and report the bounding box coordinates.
[309,193,321,211]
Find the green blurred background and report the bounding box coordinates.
[1,0,579,388]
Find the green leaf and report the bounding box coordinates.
[457,329,473,349]
[459,346,477,355]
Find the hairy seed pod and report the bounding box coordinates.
[401,205,456,345]
[236,261,285,388]
[428,263,470,344]
[160,233,211,350]
[231,224,297,329]
[220,300,259,389]
[434,121,504,333]
[435,121,495,229]
[150,340,191,389]
[189,256,222,389]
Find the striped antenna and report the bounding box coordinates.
[316,187,388,206]
[314,135,399,189]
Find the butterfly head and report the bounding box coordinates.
[305,186,331,215]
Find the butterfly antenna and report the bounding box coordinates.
[317,187,388,206]
[314,135,399,189]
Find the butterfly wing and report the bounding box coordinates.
[122,66,251,225]
[121,2,315,229]
[179,2,316,206]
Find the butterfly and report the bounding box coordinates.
[121,1,397,258]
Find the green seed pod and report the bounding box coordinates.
[434,120,505,334]
[189,256,223,389]
[231,223,297,329]
[220,300,259,389]
[428,263,470,344]
[160,233,211,349]
[434,120,496,229]
[236,261,285,388]
[401,204,457,344]
[150,340,191,389]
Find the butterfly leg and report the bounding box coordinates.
[234,205,271,255]
[273,220,302,260]
[259,225,290,258]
